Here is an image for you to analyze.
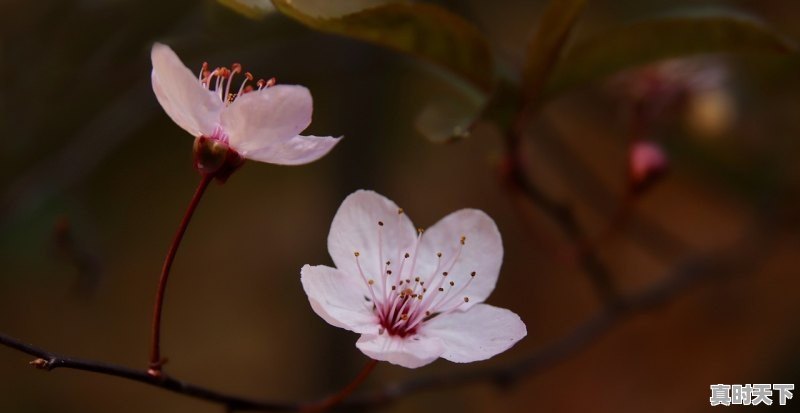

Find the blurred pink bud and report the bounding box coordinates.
[629,140,669,194]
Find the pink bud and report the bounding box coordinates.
[629,140,669,194]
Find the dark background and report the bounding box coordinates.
[1,0,799,411]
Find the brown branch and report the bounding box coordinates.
[0,233,766,412]
[0,332,297,412]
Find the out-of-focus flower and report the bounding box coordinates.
[301,190,526,368]
[613,58,736,139]
[629,140,669,194]
[150,43,340,178]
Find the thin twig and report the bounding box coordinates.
[149,174,213,375]
[0,332,296,411]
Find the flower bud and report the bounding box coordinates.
[629,140,669,195]
[193,136,244,182]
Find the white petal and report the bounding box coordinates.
[327,190,417,288]
[356,333,445,368]
[424,303,526,363]
[415,209,502,309]
[151,43,221,137]
[244,135,341,165]
[301,265,378,334]
[221,85,313,154]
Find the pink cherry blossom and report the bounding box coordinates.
[302,190,526,368]
[150,43,340,166]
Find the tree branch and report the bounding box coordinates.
[0,233,766,411]
[0,333,297,412]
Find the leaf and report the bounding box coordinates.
[217,0,276,20]
[271,0,394,18]
[415,97,480,143]
[271,0,494,91]
[545,9,797,98]
[522,0,587,100]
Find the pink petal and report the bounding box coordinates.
[220,85,313,154]
[424,303,526,363]
[416,209,503,309]
[356,333,445,368]
[327,190,417,289]
[150,43,221,137]
[244,135,341,165]
[300,265,378,334]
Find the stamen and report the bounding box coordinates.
[198,62,209,83]
[353,252,379,310]
[238,72,254,96]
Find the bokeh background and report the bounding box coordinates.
[1,0,799,412]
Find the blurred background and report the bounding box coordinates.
[1,0,799,412]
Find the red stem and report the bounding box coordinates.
[303,359,379,412]
[148,174,213,376]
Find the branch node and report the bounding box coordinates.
[29,358,52,370]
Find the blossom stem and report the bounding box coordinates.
[303,359,379,412]
[148,174,214,376]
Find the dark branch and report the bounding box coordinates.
[0,333,297,412]
[0,235,766,412]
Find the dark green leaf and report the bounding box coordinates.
[545,10,797,98]
[217,0,276,20]
[522,0,587,101]
[271,0,494,91]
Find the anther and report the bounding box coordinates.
[354,251,360,257]
[417,228,424,234]
[257,79,267,89]
[265,77,276,87]
[442,272,448,276]
[378,221,384,226]
[437,252,442,258]
[391,286,396,290]
[386,270,392,275]
[471,271,476,277]
[449,281,455,286]
[404,253,410,258]
[368,279,374,285]
[464,297,470,303]
[414,277,420,282]
[460,235,466,245]
[398,208,404,214]
[438,287,444,292]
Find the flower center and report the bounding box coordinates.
[198,62,275,107]
[353,212,476,338]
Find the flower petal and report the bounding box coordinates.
[221,85,313,154]
[327,190,417,287]
[424,303,526,363]
[356,333,445,368]
[415,209,502,309]
[244,135,341,165]
[301,265,378,334]
[151,43,221,137]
